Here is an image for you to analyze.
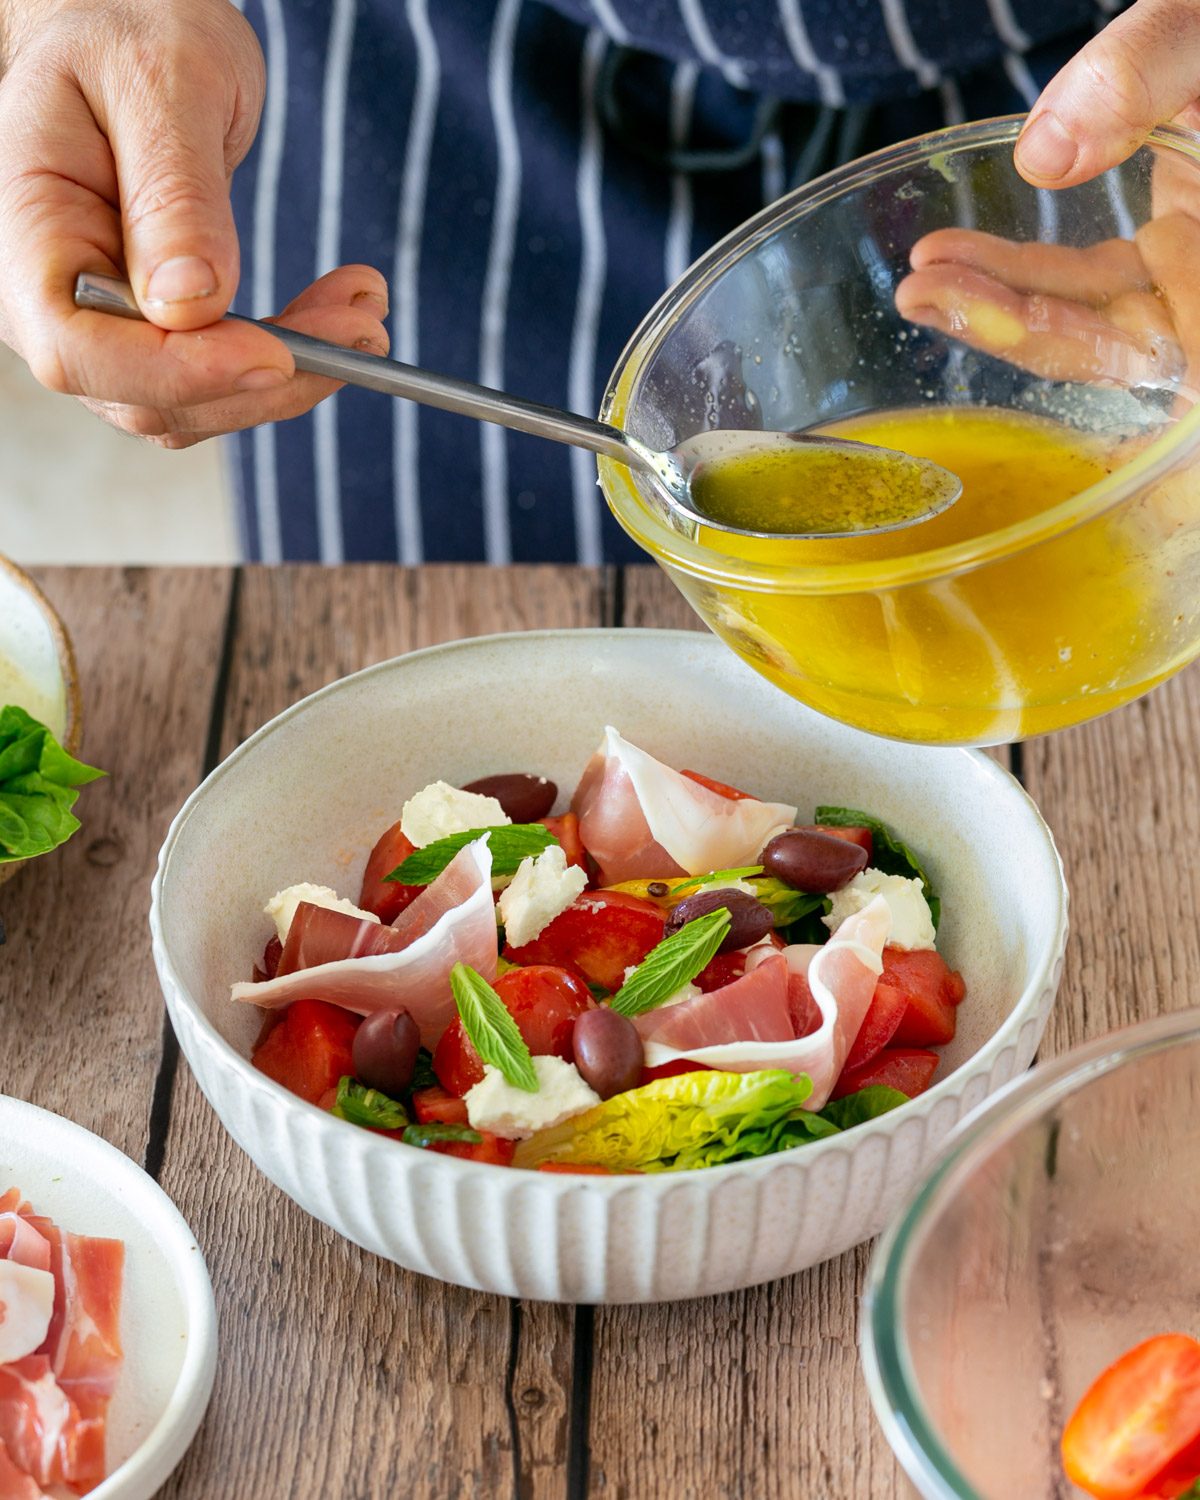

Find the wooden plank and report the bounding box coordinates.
[156,565,605,1500]
[1022,668,1200,1059]
[0,567,231,1159]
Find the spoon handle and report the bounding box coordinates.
[73,272,638,469]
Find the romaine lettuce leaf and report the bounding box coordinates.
[513,1069,820,1172]
[0,705,105,862]
[817,1086,909,1130]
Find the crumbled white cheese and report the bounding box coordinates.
[400,780,510,848]
[465,1055,600,1139]
[497,844,588,947]
[823,868,936,951]
[264,883,381,943]
[0,1262,56,1364]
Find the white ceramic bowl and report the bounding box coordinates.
[150,630,1067,1303]
[0,1096,217,1499]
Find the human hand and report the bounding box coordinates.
[1013,0,1200,187]
[0,0,388,448]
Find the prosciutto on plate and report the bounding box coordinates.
[636,896,892,1111]
[231,839,498,1048]
[572,727,796,884]
[0,1193,123,1496]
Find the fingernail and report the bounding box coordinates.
[355,337,388,355]
[234,366,289,392]
[144,256,218,305]
[1016,111,1078,181]
[352,290,388,311]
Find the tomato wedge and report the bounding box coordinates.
[540,811,588,872]
[251,999,359,1105]
[358,819,425,923]
[1062,1336,1200,1500]
[831,1046,938,1100]
[505,889,665,993]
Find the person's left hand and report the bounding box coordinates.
[1013,0,1200,188]
[893,0,1200,404]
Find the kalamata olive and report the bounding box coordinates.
[761,827,868,893]
[664,888,775,953]
[572,1008,644,1100]
[461,772,557,823]
[352,1008,421,1096]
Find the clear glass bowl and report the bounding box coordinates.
[860,1008,1200,1498]
[599,117,1200,745]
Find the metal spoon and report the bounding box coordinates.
[74,272,961,541]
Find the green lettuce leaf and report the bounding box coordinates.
[814,806,941,928]
[817,1086,910,1131]
[748,875,827,929]
[512,1069,821,1172]
[0,706,105,862]
[402,1122,482,1148]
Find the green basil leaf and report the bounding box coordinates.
[333,1076,409,1131]
[609,908,731,1019]
[0,706,105,862]
[402,1122,484,1148]
[813,806,941,929]
[450,962,538,1091]
[387,824,558,885]
[670,865,764,896]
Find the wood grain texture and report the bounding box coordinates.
[1023,668,1200,1059]
[0,567,230,1159]
[156,565,604,1500]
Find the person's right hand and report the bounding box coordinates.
[0,0,389,449]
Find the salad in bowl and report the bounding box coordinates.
[240,728,967,1175]
[151,629,1066,1301]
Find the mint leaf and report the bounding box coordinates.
[0,705,105,862]
[450,962,538,1092]
[403,1122,483,1148]
[609,908,731,1019]
[814,807,940,928]
[670,865,764,897]
[333,1076,409,1131]
[387,824,558,885]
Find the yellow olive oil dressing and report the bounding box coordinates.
[682,406,1167,743]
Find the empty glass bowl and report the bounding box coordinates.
[599,117,1200,746]
[860,1008,1200,1498]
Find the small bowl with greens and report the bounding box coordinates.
[0,557,103,885]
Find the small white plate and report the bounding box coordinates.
[0,1096,217,1499]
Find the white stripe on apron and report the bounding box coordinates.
[479,0,524,566]
[312,0,358,564]
[569,29,610,567]
[393,0,441,564]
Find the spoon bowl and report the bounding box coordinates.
[73,273,961,542]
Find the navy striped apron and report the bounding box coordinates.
[227,0,1125,564]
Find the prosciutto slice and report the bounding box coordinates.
[572,727,797,884]
[637,897,892,1111]
[232,839,499,1048]
[0,1196,122,1497]
[634,955,795,1050]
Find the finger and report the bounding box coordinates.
[1014,0,1200,187]
[83,293,390,439]
[896,264,1184,387]
[1136,211,1200,394]
[0,74,293,403]
[95,61,243,330]
[909,229,1151,305]
[273,264,390,320]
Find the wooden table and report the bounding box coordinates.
[5,564,1199,1500]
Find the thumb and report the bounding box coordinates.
[107,83,241,331]
[1014,0,1200,188]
